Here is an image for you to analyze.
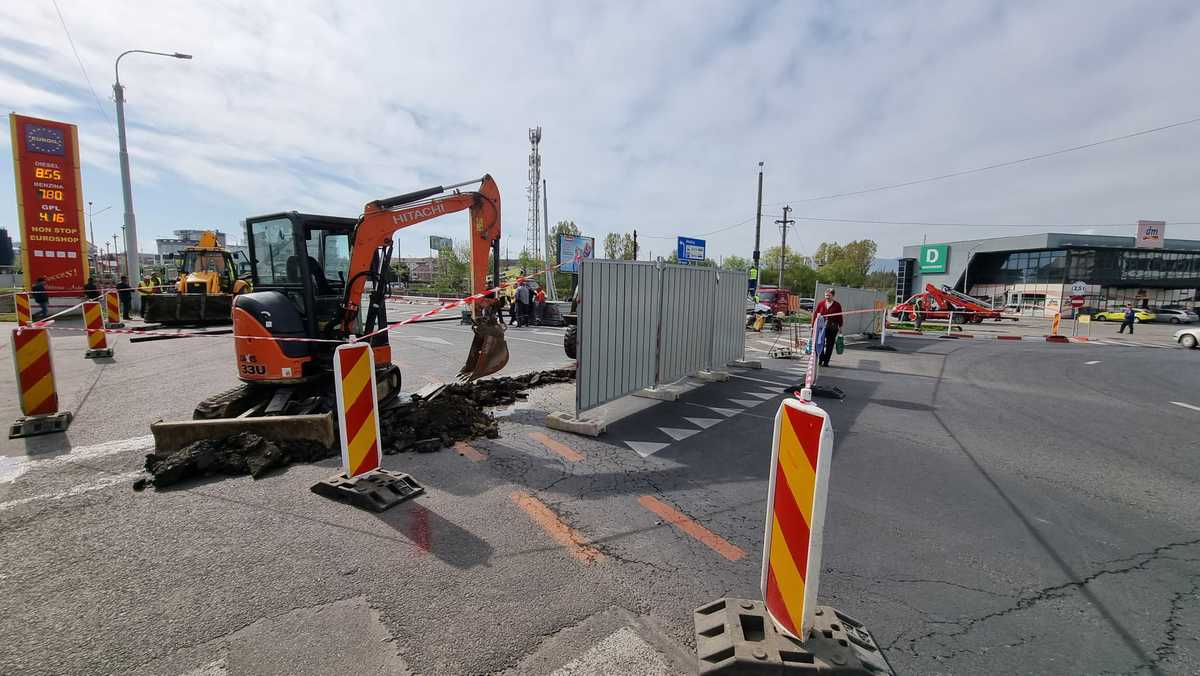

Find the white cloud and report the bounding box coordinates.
[1,0,1199,259]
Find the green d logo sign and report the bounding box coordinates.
[919,244,948,273]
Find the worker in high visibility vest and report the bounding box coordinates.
[137,274,156,318]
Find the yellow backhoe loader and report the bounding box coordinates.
[143,231,251,325]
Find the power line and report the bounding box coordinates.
[766,115,1200,206]
[50,0,111,124]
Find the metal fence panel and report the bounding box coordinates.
[657,265,718,383]
[814,283,886,336]
[711,269,748,367]
[576,260,661,412]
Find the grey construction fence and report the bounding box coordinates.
[814,283,888,336]
[576,260,747,412]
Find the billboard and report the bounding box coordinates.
[1136,220,1165,249]
[918,244,948,273]
[558,233,594,273]
[9,114,89,292]
[429,235,453,251]
[676,236,706,264]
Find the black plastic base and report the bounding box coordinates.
[9,411,73,439]
[865,344,897,351]
[810,385,846,400]
[693,598,893,675]
[310,468,424,512]
[85,348,114,359]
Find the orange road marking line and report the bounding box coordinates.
[511,491,603,564]
[527,431,584,462]
[454,441,487,462]
[638,495,745,561]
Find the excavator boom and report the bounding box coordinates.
[342,175,506,380]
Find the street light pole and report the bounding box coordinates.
[114,49,192,307]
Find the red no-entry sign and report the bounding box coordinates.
[1070,295,1085,308]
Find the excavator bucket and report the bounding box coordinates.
[459,316,509,381]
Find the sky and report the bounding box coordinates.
[2,0,1200,266]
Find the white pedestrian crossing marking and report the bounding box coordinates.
[625,441,670,457]
[728,398,762,408]
[659,427,700,441]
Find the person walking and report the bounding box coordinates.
[116,275,134,320]
[31,277,50,320]
[1118,304,1136,334]
[84,276,100,300]
[534,285,546,325]
[912,296,925,330]
[514,277,532,327]
[813,288,844,367]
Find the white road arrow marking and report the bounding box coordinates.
[683,417,721,429]
[705,406,742,417]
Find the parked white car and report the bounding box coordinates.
[1175,327,1199,348]
[1152,308,1199,324]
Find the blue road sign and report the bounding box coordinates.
[677,236,706,264]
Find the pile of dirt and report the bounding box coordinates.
[134,368,576,489]
[380,391,499,454]
[444,366,576,406]
[134,432,333,490]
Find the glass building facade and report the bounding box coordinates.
[964,247,1200,311]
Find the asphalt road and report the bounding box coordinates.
[1,314,1197,674]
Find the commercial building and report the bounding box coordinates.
[155,229,247,259]
[898,230,1200,314]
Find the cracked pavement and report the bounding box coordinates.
[1,319,1198,674]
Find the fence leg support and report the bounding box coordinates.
[546,411,606,436]
[695,370,729,382]
[634,386,681,401]
[727,359,762,369]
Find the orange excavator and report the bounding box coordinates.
[151,175,507,451]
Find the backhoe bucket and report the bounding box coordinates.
[459,316,509,381]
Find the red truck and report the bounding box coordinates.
[892,284,1012,324]
[754,286,807,315]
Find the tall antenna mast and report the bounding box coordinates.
[526,127,542,264]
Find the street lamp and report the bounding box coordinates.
[113,49,192,307]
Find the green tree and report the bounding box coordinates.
[603,232,637,260]
[817,259,866,288]
[761,245,819,296]
[722,254,749,270]
[432,244,470,294]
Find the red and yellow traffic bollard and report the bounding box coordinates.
[15,292,32,327]
[761,398,833,640]
[104,290,124,329]
[310,341,423,511]
[83,301,113,359]
[9,327,72,438]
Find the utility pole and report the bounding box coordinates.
[752,161,764,297]
[543,177,556,300]
[633,230,639,261]
[112,234,121,277]
[775,205,794,288]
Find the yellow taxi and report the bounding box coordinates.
[1091,308,1156,323]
